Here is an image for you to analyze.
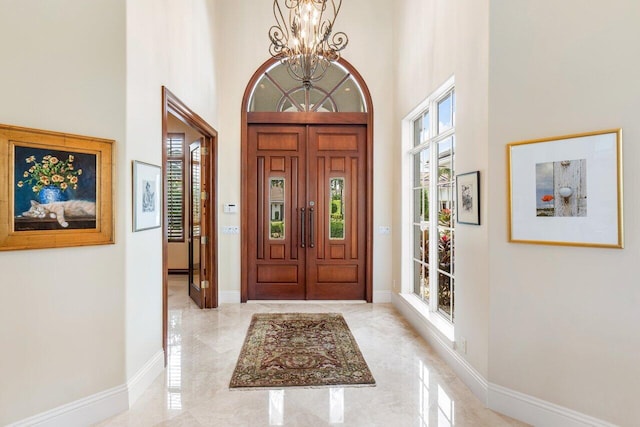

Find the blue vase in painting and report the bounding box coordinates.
[38,185,68,204]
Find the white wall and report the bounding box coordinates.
[215,0,395,300]
[125,0,219,381]
[488,1,640,425]
[0,0,127,424]
[393,0,491,378]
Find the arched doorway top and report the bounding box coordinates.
[244,57,372,114]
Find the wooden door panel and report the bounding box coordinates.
[247,125,306,300]
[306,126,367,300]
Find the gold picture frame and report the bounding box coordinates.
[507,129,623,248]
[0,124,114,251]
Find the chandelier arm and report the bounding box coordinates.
[270,1,292,59]
[269,0,348,88]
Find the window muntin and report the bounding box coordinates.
[166,133,185,242]
[410,85,456,322]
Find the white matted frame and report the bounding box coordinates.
[133,160,161,232]
[456,171,480,225]
[507,129,623,248]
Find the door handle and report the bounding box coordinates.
[309,207,315,248]
[300,208,306,248]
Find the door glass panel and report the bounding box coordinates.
[191,146,201,290]
[330,178,345,239]
[269,178,285,240]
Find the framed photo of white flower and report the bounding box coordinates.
[0,123,114,251]
[456,171,480,225]
[507,129,623,248]
[133,160,162,232]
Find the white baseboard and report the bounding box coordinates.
[7,385,128,427]
[219,290,241,304]
[391,292,616,427]
[391,293,488,403]
[488,383,618,427]
[9,351,165,427]
[373,290,392,303]
[127,350,165,407]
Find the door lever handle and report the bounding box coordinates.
[309,207,315,248]
[300,208,306,248]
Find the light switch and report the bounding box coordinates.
[224,203,238,213]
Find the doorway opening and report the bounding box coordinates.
[162,87,218,356]
[241,59,374,302]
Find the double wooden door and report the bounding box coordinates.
[246,124,367,300]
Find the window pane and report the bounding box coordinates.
[414,188,430,222]
[249,62,367,113]
[438,185,454,227]
[414,147,430,187]
[414,118,422,147]
[167,159,184,241]
[414,262,430,301]
[438,93,453,133]
[438,138,453,182]
[422,111,430,141]
[438,273,453,318]
[413,224,430,265]
[270,178,285,239]
[167,133,185,242]
[438,229,453,274]
[330,178,345,239]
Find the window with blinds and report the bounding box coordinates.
[167,133,185,242]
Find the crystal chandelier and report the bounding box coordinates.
[269,0,349,89]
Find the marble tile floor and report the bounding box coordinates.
[96,276,527,427]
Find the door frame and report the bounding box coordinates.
[240,58,374,303]
[162,87,218,357]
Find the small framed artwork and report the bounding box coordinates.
[507,129,623,248]
[456,171,480,225]
[0,123,114,251]
[133,160,162,232]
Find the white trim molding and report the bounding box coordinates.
[392,292,617,427]
[7,385,128,427]
[392,292,488,403]
[127,350,165,407]
[488,383,618,427]
[9,350,165,427]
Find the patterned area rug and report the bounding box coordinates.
[229,313,376,389]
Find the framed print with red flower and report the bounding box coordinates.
[507,129,623,248]
[0,124,114,251]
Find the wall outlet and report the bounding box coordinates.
[457,337,467,354]
[222,226,240,234]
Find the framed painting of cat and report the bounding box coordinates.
[0,123,114,251]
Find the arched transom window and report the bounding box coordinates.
[248,60,367,113]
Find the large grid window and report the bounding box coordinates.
[166,133,185,242]
[411,83,455,322]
